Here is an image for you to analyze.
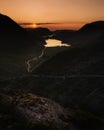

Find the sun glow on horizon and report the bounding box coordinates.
[20,23,37,28]
[1,0,103,30]
[32,23,37,28]
[19,22,85,30]
[0,0,104,26]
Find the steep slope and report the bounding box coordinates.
[0,14,45,52]
[78,21,104,33]
[0,14,45,81]
[72,21,104,46]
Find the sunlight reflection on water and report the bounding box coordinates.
[45,39,70,47]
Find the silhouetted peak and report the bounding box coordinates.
[0,14,33,51]
[79,21,104,33]
[0,13,24,32]
[0,13,18,26]
[88,21,104,26]
[0,14,44,52]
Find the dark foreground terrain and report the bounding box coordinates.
[0,14,104,130]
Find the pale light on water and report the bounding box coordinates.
[45,39,70,47]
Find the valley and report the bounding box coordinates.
[0,14,104,130]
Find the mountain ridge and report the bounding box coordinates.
[52,21,104,46]
[0,13,45,53]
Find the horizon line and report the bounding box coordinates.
[19,21,87,25]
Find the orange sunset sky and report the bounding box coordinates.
[0,0,104,30]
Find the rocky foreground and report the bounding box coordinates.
[0,92,74,130]
[0,91,104,130]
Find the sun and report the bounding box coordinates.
[31,23,37,28]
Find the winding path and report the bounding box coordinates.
[26,47,46,72]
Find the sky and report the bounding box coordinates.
[0,0,104,30]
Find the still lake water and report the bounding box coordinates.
[45,39,70,47]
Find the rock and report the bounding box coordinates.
[0,92,74,130]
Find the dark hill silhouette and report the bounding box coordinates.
[78,21,104,33]
[26,27,52,45]
[52,21,104,46]
[0,14,44,53]
[0,13,25,33]
[27,27,52,38]
[74,21,104,46]
[52,30,75,43]
[0,14,45,81]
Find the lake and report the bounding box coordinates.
[45,39,70,47]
